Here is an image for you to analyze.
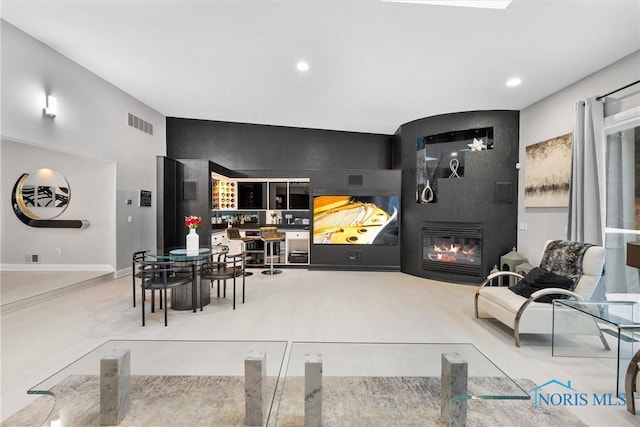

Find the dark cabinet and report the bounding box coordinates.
[269,182,288,209]
[238,182,267,209]
[289,181,310,210]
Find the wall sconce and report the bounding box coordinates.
[45,95,57,118]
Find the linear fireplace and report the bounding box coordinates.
[423,222,484,278]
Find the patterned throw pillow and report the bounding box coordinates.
[539,240,594,289]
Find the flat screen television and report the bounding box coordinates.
[313,195,399,245]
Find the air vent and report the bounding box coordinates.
[25,254,39,263]
[127,113,154,135]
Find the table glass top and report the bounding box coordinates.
[273,342,529,426]
[27,340,288,426]
[146,245,228,260]
[555,300,640,328]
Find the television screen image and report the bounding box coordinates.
[313,195,399,245]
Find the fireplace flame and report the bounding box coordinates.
[428,242,478,263]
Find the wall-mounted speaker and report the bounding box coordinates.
[183,180,198,200]
[348,174,363,186]
[494,181,513,204]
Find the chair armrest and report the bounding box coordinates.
[529,288,582,302]
[201,261,226,272]
[514,288,583,337]
[477,271,523,291]
[474,271,524,317]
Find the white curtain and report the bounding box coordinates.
[568,97,605,246]
[605,128,639,293]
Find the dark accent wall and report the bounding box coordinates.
[396,110,520,283]
[156,156,183,250]
[162,113,516,277]
[157,157,219,250]
[166,118,393,171]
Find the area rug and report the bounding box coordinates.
[2,376,586,426]
[274,377,587,426]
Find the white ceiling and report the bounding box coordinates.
[1,0,639,135]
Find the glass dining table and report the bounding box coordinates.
[146,246,228,311]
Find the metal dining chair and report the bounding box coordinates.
[139,260,192,326]
[201,252,245,310]
[132,250,148,307]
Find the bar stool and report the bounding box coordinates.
[227,227,253,276]
[260,226,284,275]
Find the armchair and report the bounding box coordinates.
[625,349,640,414]
[475,240,606,347]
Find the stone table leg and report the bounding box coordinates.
[100,349,131,426]
[245,351,266,426]
[305,353,322,427]
[441,352,468,427]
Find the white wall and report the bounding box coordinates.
[518,50,640,265]
[1,139,116,268]
[0,20,166,271]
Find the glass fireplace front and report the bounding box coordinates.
[423,222,483,277]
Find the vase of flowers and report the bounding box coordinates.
[185,215,202,255]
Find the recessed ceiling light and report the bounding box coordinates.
[382,1,512,10]
[506,77,522,87]
[296,61,310,72]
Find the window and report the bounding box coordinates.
[605,106,640,293]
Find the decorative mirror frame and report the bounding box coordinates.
[11,168,89,228]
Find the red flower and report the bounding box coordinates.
[184,215,203,229]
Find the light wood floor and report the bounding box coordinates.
[1,269,638,425]
[1,271,112,311]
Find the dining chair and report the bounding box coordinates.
[201,252,245,310]
[131,250,148,307]
[139,260,192,326]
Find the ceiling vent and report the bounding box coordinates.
[127,112,154,135]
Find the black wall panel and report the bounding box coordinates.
[162,112,517,277]
[397,110,520,283]
[178,159,214,247]
[166,118,394,171]
[156,156,183,250]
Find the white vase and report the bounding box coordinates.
[186,228,199,255]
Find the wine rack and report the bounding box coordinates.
[212,179,237,210]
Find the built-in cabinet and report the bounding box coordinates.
[237,181,266,209]
[212,228,309,267]
[212,176,310,227]
[214,176,309,212]
[286,231,310,264]
[211,175,310,266]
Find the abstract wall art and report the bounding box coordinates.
[524,133,572,208]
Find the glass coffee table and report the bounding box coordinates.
[16,341,530,426]
[24,340,288,427]
[272,342,530,426]
[553,299,640,394]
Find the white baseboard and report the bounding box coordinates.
[0,264,115,272]
[115,266,133,279]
